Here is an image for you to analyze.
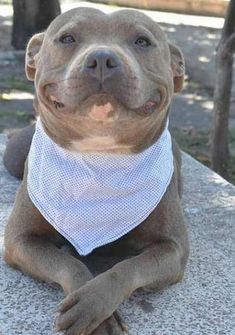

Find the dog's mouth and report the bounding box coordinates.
[46,91,163,121]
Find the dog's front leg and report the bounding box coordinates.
[4,175,94,294]
[55,237,188,335]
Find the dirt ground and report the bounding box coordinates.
[0,1,234,182]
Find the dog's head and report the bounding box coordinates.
[26,8,184,153]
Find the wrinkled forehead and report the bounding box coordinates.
[46,8,166,42]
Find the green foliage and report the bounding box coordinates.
[1,76,34,93]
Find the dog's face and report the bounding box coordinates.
[26,8,184,153]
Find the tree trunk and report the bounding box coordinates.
[12,0,61,50]
[211,0,235,179]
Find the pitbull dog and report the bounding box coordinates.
[4,8,189,335]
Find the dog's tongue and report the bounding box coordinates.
[89,102,115,121]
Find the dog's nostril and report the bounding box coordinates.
[87,57,117,69]
[87,59,97,69]
[106,58,118,69]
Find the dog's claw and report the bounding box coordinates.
[113,311,128,333]
[56,291,79,313]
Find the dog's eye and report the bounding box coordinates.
[59,34,76,44]
[135,37,151,48]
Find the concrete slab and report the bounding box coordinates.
[0,134,234,335]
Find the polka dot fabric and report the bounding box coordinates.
[27,119,174,255]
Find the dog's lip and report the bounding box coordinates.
[48,92,117,109]
[134,100,158,115]
[83,93,118,105]
[80,91,162,115]
[133,90,162,115]
[46,89,164,116]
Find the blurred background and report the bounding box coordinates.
[0,0,234,182]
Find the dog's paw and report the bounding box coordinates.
[55,290,108,334]
[55,309,126,335]
[54,279,124,335]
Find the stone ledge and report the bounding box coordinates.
[0,134,234,335]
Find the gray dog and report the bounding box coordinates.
[4,8,189,335]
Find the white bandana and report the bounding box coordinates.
[27,119,174,256]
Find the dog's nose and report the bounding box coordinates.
[84,50,121,81]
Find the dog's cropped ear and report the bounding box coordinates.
[25,32,45,81]
[169,43,185,93]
